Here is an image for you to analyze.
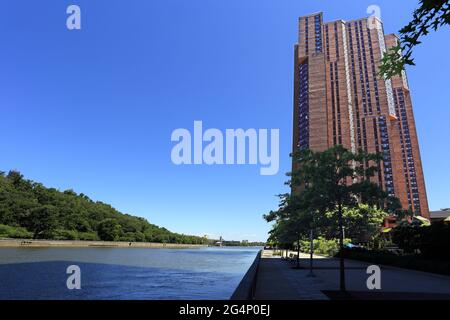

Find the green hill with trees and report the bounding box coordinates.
[0,170,207,244]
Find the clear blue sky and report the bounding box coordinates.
[1,1,449,242]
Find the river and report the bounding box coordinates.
[0,246,260,299]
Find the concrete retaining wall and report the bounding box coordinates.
[230,249,262,300]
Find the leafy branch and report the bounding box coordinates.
[380,0,450,79]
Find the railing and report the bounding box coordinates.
[230,249,262,300]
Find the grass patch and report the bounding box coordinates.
[0,224,33,239]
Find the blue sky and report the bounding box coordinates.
[0,1,449,242]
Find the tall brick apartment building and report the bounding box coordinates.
[292,12,429,217]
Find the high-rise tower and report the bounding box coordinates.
[292,12,429,217]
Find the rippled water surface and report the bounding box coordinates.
[0,246,260,299]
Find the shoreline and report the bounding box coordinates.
[0,238,207,249]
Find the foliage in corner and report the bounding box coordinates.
[380,0,450,78]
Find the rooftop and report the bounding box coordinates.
[430,209,450,219]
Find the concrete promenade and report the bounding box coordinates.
[254,250,450,300]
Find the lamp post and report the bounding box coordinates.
[307,228,315,277]
[338,202,346,292]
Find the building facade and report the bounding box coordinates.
[292,12,429,217]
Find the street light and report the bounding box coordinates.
[307,228,315,277]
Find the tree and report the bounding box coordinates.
[265,145,394,284]
[264,193,311,268]
[380,0,450,78]
[267,219,297,258]
[28,205,58,239]
[290,146,389,292]
[325,204,388,243]
[97,218,122,241]
[6,170,25,188]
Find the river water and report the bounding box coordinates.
[0,246,260,299]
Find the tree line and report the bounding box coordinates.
[0,170,208,244]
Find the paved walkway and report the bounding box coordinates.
[254,250,328,300]
[254,250,450,300]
